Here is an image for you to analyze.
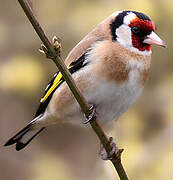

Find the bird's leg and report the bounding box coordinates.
[39,35,62,59]
[83,106,120,160]
[83,104,97,124]
[99,137,117,160]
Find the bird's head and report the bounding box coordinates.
[110,11,166,55]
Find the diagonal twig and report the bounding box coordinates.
[17,0,129,179]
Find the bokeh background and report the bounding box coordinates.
[1,0,173,179]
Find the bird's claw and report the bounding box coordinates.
[83,104,96,124]
[99,137,117,160]
[39,35,62,59]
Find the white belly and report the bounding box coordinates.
[87,69,143,123]
[61,68,143,125]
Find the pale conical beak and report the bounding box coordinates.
[143,31,167,48]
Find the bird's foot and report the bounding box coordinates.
[83,104,96,124]
[99,137,117,160]
[39,35,62,59]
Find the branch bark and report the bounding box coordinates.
[17,0,129,179]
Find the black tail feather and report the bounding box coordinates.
[4,124,31,146]
[4,123,45,151]
[15,127,45,151]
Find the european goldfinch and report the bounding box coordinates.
[4,10,166,151]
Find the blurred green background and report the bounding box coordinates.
[1,0,173,179]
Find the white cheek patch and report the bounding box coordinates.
[116,24,132,49]
[123,12,137,25]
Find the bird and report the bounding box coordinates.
[4,10,166,151]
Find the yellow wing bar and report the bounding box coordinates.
[40,63,72,103]
[40,72,63,103]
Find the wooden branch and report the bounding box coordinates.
[17,0,129,179]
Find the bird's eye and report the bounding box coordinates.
[131,26,140,34]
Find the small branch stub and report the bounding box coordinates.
[39,36,62,59]
[52,35,62,54]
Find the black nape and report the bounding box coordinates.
[110,11,128,41]
[131,11,151,21]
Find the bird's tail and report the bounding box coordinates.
[4,118,45,151]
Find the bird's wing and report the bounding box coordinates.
[34,53,88,118]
